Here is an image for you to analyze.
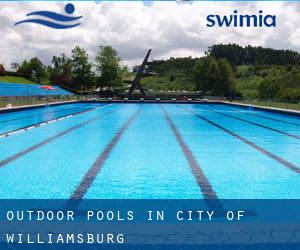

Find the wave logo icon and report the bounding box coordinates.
[15,3,82,29]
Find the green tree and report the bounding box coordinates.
[71,46,94,91]
[193,57,235,96]
[29,57,47,83]
[208,44,300,66]
[193,57,218,94]
[18,58,47,83]
[258,78,283,99]
[18,60,32,79]
[280,88,300,102]
[95,45,122,88]
[50,54,73,85]
[215,58,235,96]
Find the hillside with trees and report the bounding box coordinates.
[1,45,128,94]
[144,44,300,103]
[1,44,300,104]
[208,44,300,66]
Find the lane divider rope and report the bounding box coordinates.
[0,107,116,168]
[0,104,112,139]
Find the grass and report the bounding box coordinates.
[141,75,195,91]
[235,100,300,111]
[0,76,37,84]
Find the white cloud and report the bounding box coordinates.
[0,1,300,70]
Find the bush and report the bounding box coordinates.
[258,78,283,99]
[0,64,5,76]
[169,75,176,82]
[279,88,300,103]
[193,57,235,96]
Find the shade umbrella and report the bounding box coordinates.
[40,85,56,106]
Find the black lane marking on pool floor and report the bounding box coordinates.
[0,104,109,138]
[213,105,300,126]
[203,106,300,140]
[160,105,219,201]
[180,106,300,174]
[0,109,116,168]
[251,113,300,126]
[70,109,141,200]
[0,104,90,124]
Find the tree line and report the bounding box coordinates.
[7,45,127,92]
[148,44,300,101]
[1,43,299,101]
[148,56,235,96]
[208,44,300,66]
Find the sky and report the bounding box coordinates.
[0,1,300,70]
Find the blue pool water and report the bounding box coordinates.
[0,103,298,199]
[0,103,103,136]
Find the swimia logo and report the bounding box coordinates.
[206,10,276,28]
[15,3,82,29]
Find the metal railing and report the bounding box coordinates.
[0,95,78,109]
[230,97,300,111]
[1,93,299,112]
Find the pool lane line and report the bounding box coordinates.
[213,105,300,126]
[160,105,219,201]
[70,108,141,200]
[0,104,112,139]
[179,106,300,174]
[0,104,106,138]
[0,108,116,168]
[0,104,92,124]
[251,113,300,126]
[202,106,300,140]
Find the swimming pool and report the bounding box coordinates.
[0,103,298,199]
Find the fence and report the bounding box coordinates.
[231,97,300,111]
[0,84,299,112]
[0,82,77,108]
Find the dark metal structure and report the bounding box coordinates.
[128,49,152,98]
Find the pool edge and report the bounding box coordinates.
[0,100,79,114]
[222,101,300,117]
[1,99,299,117]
